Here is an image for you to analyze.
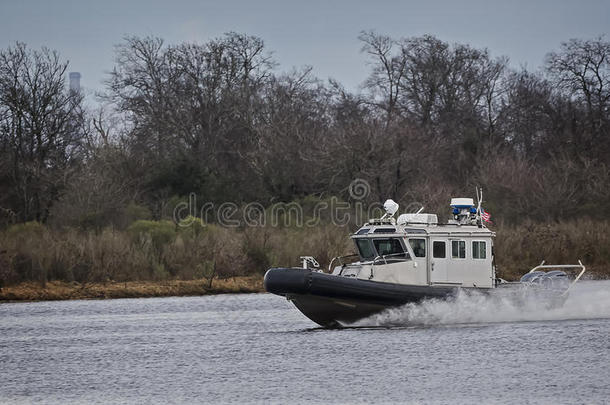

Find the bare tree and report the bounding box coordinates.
[0,43,86,222]
[547,37,610,116]
[359,31,407,125]
[546,37,610,157]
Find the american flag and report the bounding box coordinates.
[481,208,491,223]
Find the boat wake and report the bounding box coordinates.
[348,280,610,328]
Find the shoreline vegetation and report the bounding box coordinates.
[1,218,608,302]
[0,277,264,302]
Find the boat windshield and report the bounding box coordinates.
[372,238,409,259]
[355,238,410,261]
[355,239,376,260]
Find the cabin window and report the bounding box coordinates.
[372,238,408,259]
[451,240,466,259]
[433,241,446,258]
[408,239,426,257]
[374,228,396,233]
[472,241,486,259]
[355,239,376,260]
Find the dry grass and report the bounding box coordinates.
[0,276,264,302]
[1,218,608,301]
[493,219,610,280]
[0,221,352,295]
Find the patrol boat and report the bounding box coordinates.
[264,194,586,327]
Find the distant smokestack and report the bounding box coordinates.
[69,72,81,92]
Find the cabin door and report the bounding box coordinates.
[429,239,448,283]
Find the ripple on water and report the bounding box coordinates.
[1,282,609,404]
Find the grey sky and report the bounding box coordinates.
[1,0,608,94]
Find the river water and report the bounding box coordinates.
[1,281,609,404]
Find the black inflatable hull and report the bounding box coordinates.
[264,267,458,327]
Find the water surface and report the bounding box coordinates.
[1,281,609,404]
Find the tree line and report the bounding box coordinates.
[1,32,609,229]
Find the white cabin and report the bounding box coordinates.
[333,198,495,289]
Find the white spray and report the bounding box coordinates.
[350,280,610,327]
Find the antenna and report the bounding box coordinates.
[475,187,483,225]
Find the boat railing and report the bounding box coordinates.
[300,256,320,270]
[527,260,586,296]
[328,254,360,273]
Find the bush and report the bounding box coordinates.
[5,222,49,285]
[494,219,610,279]
[1,214,608,287]
[7,221,46,239]
[124,203,152,223]
[242,228,272,273]
[177,215,206,238]
[0,248,16,288]
[127,220,176,250]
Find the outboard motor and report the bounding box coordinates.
[520,270,570,291]
[519,271,545,284]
